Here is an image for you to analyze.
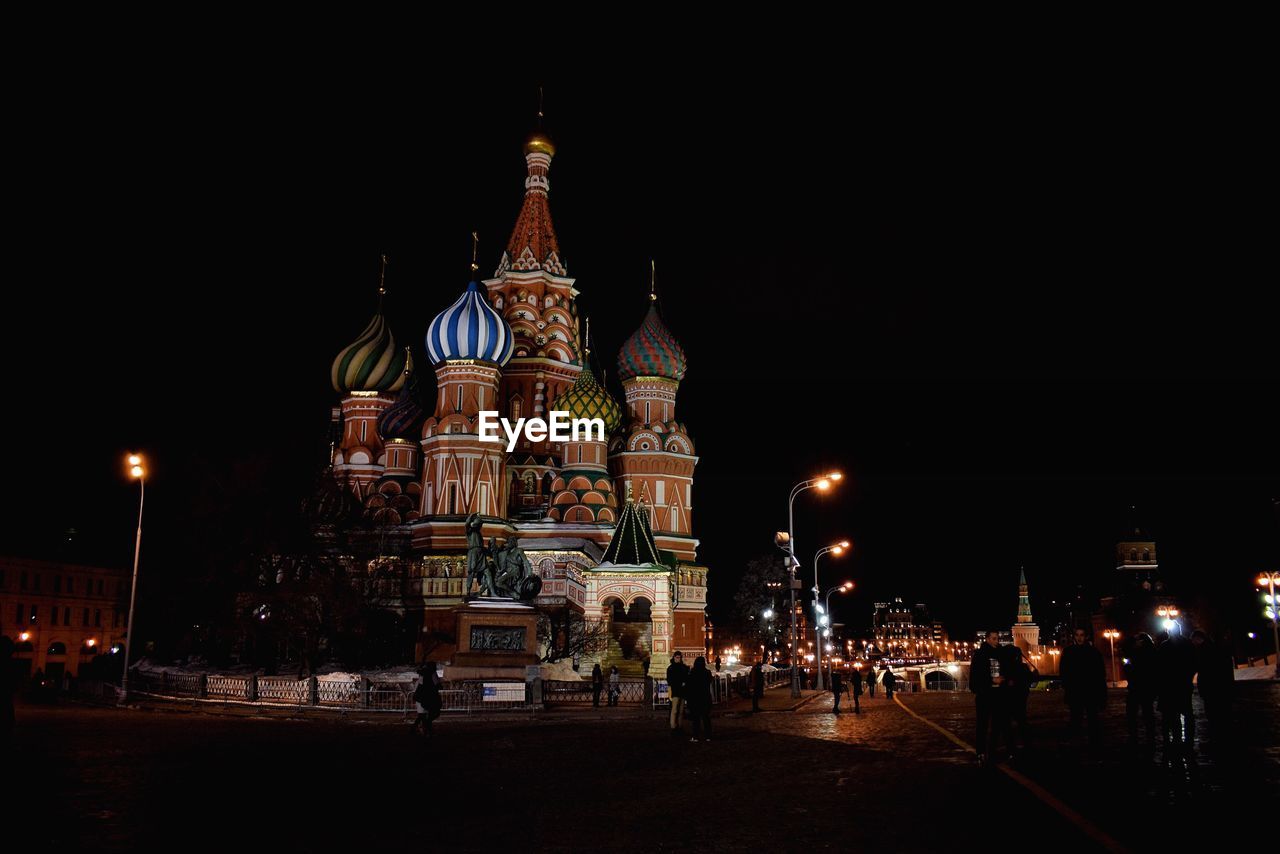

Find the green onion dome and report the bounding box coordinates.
[331,309,407,394]
[552,362,622,435]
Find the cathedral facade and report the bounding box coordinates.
[325,129,707,675]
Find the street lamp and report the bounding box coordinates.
[782,471,843,697]
[820,582,853,688]
[1156,605,1180,633]
[119,453,146,704]
[811,542,850,691]
[1258,571,1280,679]
[1102,629,1121,685]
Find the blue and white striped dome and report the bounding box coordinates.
[425,281,514,366]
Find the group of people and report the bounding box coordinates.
[664,651,715,741]
[1122,628,1234,751]
[827,664,897,714]
[970,626,1237,766]
[590,664,623,707]
[970,630,1042,765]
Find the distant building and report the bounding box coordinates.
[872,597,950,660]
[1,555,130,682]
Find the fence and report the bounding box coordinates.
[82,667,798,714]
[93,671,536,715]
[543,678,648,705]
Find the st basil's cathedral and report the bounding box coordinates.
[323,127,707,675]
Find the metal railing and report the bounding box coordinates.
[543,679,646,704]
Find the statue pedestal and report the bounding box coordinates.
[446,597,541,679]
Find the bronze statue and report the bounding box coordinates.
[463,514,542,600]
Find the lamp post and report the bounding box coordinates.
[782,471,842,697]
[1156,605,1180,634]
[821,582,853,688]
[811,541,849,691]
[119,454,146,704]
[1258,571,1280,679]
[1102,629,1121,685]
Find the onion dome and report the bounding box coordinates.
[376,349,426,441]
[616,300,687,382]
[331,309,407,394]
[552,363,622,435]
[425,281,515,366]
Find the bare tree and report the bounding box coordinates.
[535,605,609,664]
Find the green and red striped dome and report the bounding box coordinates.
[616,302,686,383]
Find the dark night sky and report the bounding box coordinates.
[4,57,1276,644]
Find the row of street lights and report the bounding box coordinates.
[779,470,850,697]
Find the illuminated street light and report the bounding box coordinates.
[120,452,147,704]
[1258,571,1280,679]
[1102,629,1121,685]
[784,473,844,697]
[810,542,851,691]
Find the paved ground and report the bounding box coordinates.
[6,682,1276,852]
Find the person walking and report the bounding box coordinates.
[830,667,844,714]
[591,663,604,708]
[865,666,877,698]
[881,666,896,700]
[685,656,713,742]
[608,665,621,707]
[1061,627,1107,748]
[666,651,689,732]
[750,660,764,713]
[971,630,1013,765]
[1124,633,1157,747]
[412,662,442,738]
[849,665,863,713]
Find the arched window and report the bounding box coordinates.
[47,641,67,655]
[1129,550,1137,563]
[1142,550,1150,562]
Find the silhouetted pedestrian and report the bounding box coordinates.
[412,663,442,737]
[714,655,721,672]
[685,656,713,742]
[830,668,844,714]
[750,661,764,713]
[971,630,1013,765]
[849,666,863,713]
[882,666,896,699]
[1156,631,1194,748]
[666,652,688,732]
[866,667,877,698]
[591,663,604,708]
[608,665,621,706]
[1124,633,1157,746]
[1061,628,1107,747]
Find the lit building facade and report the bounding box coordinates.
[0,556,130,681]
[321,128,708,674]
